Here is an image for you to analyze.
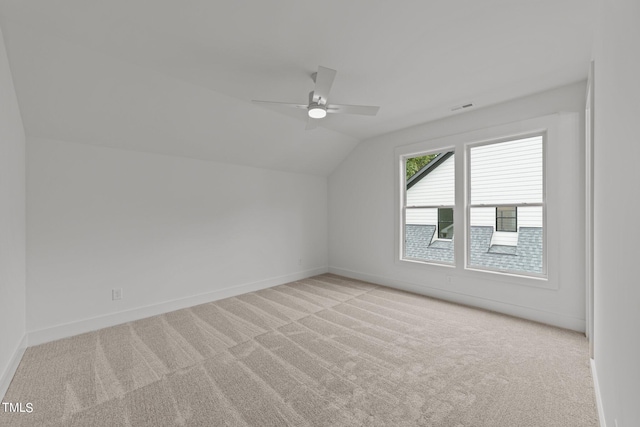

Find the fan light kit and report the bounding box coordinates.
[252,66,380,130]
[308,104,327,119]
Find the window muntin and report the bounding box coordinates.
[496,206,517,232]
[468,135,545,276]
[403,151,455,265]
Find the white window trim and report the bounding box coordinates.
[394,114,562,290]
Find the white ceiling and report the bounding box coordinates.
[0,0,594,175]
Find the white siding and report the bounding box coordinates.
[406,155,454,206]
[470,136,543,205]
[469,207,495,227]
[518,206,543,227]
[406,207,437,225]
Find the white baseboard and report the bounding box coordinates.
[591,358,606,427]
[28,267,328,346]
[0,334,27,401]
[329,267,585,332]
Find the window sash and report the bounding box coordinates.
[401,150,455,266]
[466,133,546,278]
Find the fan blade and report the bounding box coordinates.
[305,117,320,130]
[326,104,380,116]
[312,66,337,105]
[252,100,308,109]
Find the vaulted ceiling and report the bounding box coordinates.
[0,1,594,175]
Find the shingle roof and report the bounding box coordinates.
[404,225,543,274]
[405,225,453,263]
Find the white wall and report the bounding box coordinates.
[27,137,328,343]
[329,82,586,330]
[0,23,26,398]
[592,0,640,425]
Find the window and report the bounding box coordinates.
[438,208,454,238]
[496,206,517,232]
[402,151,454,264]
[468,135,544,275]
[396,115,558,284]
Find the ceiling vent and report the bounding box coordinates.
[451,103,474,112]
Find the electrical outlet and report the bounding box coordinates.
[446,275,454,285]
[298,258,302,266]
[112,288,123,301]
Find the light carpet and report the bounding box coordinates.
[0,274,598,426]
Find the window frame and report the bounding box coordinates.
[400,148,456,266]
[465,132,547,278]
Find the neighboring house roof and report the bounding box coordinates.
[405,225,543,274]
[469,226,543,273]
[406,151,454,190]
[404,225,453,263]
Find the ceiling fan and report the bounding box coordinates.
[252,66,380,130]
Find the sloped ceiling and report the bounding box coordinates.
[0,1,594,175]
